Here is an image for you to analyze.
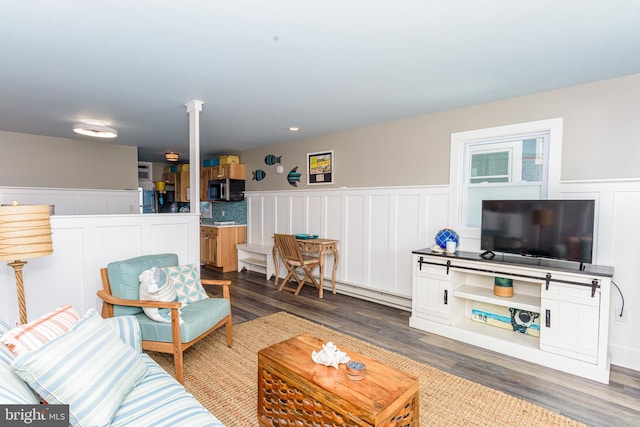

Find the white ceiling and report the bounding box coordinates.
[2,1,640,163]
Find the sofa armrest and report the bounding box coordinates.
[104,315,143,354]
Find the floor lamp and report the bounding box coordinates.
[0,204,53,325]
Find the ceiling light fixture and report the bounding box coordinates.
[165,152,179,162]
[288,127,300,132]
[73,119,118,138]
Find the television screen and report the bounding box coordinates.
[480,199,595,264]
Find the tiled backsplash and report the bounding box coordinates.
[202,200,247,224]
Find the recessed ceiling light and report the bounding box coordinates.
[288,127,300,132]
[73,119,118,138]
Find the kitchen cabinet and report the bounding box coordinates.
[200,225,246,272]
[164,171,190,202]
[174,171,189,202]
[162,172,175,185]
[200,164,246,201]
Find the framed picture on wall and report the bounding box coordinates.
[307,150,334,185]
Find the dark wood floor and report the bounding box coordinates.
[202,268,640,427]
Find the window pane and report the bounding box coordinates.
[521,138,543,182]
[471,151,509,180]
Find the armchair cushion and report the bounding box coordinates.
[161,264,208,304]
[11,308,148,427]
[107,253,178,317]
[133,297,230,343]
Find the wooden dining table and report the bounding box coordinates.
[273,237,339,298]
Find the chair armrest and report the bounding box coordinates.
[200,279,231,299]
[97,290,183,309]
[103,315,143,353]
[201,279,232,286]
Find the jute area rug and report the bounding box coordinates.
[148,312,584,427]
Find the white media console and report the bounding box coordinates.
[410,249,614,384]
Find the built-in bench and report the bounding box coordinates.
[236,243,275,279]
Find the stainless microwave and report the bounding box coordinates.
[208,179,245,201]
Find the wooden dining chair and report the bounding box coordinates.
[274,234,321,296]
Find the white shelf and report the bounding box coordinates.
[454,285,541,312]
[237,243,274,279]
[239,257,267,268]
[454,316,539,349]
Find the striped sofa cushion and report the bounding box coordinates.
[111,354,223,427]
[0,318,40,404]
[105,314,143,354]
[0,362,39,404]
[0,319,14,366]
[11,308,148,427]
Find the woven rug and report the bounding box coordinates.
[148,312,584,427]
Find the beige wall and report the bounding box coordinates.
[2,73,638,191]
[241,73,640,191]
[0,131,138,190]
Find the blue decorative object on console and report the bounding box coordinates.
[435,228,459,249]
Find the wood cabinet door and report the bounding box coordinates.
[210,164,246,180]
[209,233,219,265]
[174,171,190,202]
[211,165,228,179]
[200,228,219,265]
[227,163,246,179]
[200,167,212,201]
[200,232,209,263]
[162,172,176,185]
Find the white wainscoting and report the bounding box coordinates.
[246,181,640,372]
[0,213,200,327]
[246,186,450,309]
[0,186,139,215]
[554,180,640,372]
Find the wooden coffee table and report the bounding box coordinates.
[257,334,419,426]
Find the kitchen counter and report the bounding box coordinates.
[200,224,247,272]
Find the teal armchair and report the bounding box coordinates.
[97,253,232,384]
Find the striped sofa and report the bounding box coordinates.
[0,312,224,427]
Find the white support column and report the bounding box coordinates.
[185,100,204,214]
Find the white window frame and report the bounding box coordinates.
[449,118,563,250]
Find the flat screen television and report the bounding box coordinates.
[480,199,595,265]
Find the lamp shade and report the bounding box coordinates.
[0,204,53,261]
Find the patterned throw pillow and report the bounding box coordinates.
[11,308,149,427]
[0,305,80,356]
[160,264,209,304]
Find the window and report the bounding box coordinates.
[462,134,549,227]
[449,118,563,243]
